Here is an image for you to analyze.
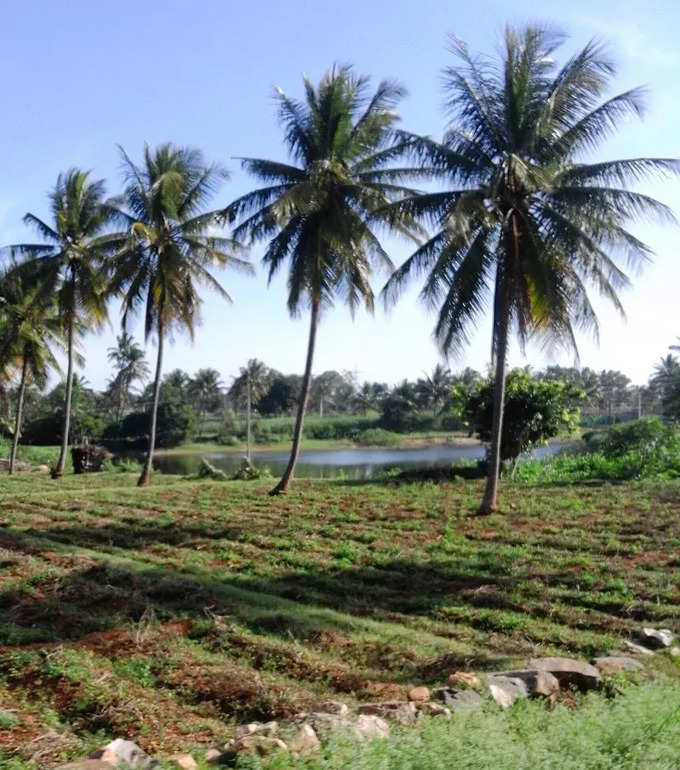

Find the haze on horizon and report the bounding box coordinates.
[2,0,678,391]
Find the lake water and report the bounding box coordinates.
[153,442,567,479]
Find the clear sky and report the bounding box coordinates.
[2,0,678,390]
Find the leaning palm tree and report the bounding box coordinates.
[0,264,62,473]
[222,65,419,494]
[3,170,119,476]
[112,143,252,486]
[383,26,679,512]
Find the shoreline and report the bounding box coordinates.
[154,433,482,456]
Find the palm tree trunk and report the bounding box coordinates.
[9,357,28,475]
[480,307,509,513]
[138,322,164,487]
[270,298,319,495]
[246,370,252,462]
[53,319,74,478]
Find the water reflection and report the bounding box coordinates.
[153,442,565,480]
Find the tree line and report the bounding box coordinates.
[1,25,678,510]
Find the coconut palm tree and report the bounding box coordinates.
[229,359,270,459]
[112,143,252,486]
[383,26,679,512]
[106,331,150,423]
[416,363,453,412]
[3,169,119,477]
[222,65,419,494]
[0,264,62,473]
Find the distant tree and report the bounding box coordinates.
[310,371,347,417]
[416,364,453,412]
[189,368,224,435]
[650,354,680,419]
[352,382,380,414]
[4,169,120,476]
[223,65,418,494]
[111,143,251,485]
[106,331,149,423]
[599,370,632,423]
[382,26,679,511]
[256,375,300,416]
[380,380,419,432]
[0,264,62,472]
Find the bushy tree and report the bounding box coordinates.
[461,370,584,465]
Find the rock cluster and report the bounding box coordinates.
[55,635,669,769]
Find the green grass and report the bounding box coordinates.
[0,442,59,466]
[240,682,680,769]
[0,472,679,766]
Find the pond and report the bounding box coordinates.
[153,441,567,480]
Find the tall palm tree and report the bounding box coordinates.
[383,27,679,512]
[3,170,119,476]
[0,264,62,473]
[222,65,419,494]
[106,331,150,423]
[229,358,270,459]
[112,143,252,486]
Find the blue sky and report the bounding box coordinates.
[2,0,679,390]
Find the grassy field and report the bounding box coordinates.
[1,472,679,767]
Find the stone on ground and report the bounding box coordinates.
[222,735,288,760]
[353,714,391,740]
[432,687,484,710]
[640,627,674,649]
[167,755,197,770]
[234,720,278,739]
[528,657,601,691]
[407,686,430,702]
[287,723,321,756]
[487,675,529,707]
[313,700,349,716]
[95,740,158,769]
[56,762,117,770]
[416,702,451,719]
[491,669,560,697]
[624,640,656,656]
[593,656,645,675]
[358,701,418,725]
[448,671,482,689]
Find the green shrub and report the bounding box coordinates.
[355,428,400,446]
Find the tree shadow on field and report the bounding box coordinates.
[0,526,560,677]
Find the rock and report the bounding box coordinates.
[670,647,680,658]
[624,640,656,656]
[528,657,601,691]
[167,755,197,770]
[448,671,481,689]
[234,720,278,739]
[353,714,390,740]
[488,683,515,708]
[96,740,159,769]
[307,712,354,741]
[287,724,321,756]
[593,656,645,676]
[639,628,674,649]
[490,670,560,697]
[33,464,50,472]
[56,763,116,770]
[205,748,222,763]
[416,702,451,719]
[487,675,529,707]
[358,701,418,725]
[432,687,484,710]
[222,735,288,760]
[407,686,430,702]
[313,700,349,716]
